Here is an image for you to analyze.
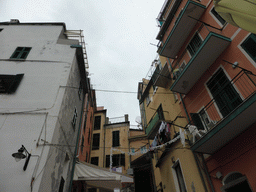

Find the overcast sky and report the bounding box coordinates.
[0,0,165,127]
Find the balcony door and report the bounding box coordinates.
[207,68,242,117]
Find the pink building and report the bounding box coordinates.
[157,0,256,191]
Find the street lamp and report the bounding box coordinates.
[12,145,31,171]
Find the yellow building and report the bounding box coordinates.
[133,56,209,192]
[88,107,133,191]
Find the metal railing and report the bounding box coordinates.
[145,104,164,135]
[107,115,128,124]
[189,69,256,143]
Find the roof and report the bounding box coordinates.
[0,20,66,31]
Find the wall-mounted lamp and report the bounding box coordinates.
[232,61,239,68]
[12,145,31,171]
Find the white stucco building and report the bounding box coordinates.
[0,20,89,192]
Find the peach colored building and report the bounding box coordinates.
[157,0,256,191]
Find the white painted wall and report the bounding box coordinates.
[0,23,84,192]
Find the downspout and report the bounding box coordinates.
[200,153,216,192]
[168,58,191,123]
[193,152,210,192]
[69,89,86,191]
[167,59,212,191]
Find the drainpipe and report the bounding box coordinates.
[193,152,210,192]
[167,59,213,191]
[200,153,216,192]
[69,90,86,192]
[179,93,191,124]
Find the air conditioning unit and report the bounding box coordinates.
[173,69,181,80]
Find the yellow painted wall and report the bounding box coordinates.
[90,110,106,168]
[104,123,130,173]
[158,142,209,192]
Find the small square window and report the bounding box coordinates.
[241,34,256,62]
[71,108,78,129]
[211,7,226,25]
[78,81,83,100]
[187,33,202,57]
[91,157,99,166]
[0,74,24,94]
[10,47,31,60]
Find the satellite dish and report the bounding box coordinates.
[135,116,141,124]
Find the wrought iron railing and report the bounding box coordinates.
[145,104,164,136]
[189,69,256,143]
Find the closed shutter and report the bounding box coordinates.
[112,131,120,147]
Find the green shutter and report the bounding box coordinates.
[112,131,120,147]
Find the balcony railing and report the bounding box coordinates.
[170,24,231,94]
[145,104,165,139]
[188,69,256,153]
[157,0,206,57]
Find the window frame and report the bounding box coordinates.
[94,116,101,130]
[91,157,99,166]
[0,74,24,94]
[241,33,256,62]
[71,107,78,129]
[172,160,187,192]
[105,154,125,167]
[10,47,32,60]
[187,32,203,57]
[210,7,226,26]
[92,133,100,150]
[112,130,120,147]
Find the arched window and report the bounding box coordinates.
[221,172,252,192]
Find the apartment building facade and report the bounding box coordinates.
[87,108,133,191]
[157,0,256,191]
[0,20,89,192]
[135,56,208,192]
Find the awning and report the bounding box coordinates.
[214,0,256,33]
[73,161,133,191]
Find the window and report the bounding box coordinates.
[207,68,242,117]
[71,108,78,129]
[58,177,65,192]
[0,28,3,32]
[91,157,99,166]
[94,116,101,130]
[88,128,91,143]
[187,33,202,57]
[88,188,97,192]
[10,47,31,59]
[112,131,120,147]
[106,154,125,167]
[173,161,186,192]
[146,94,151,105]
[211,7,226,25]
[241,33,256,62]
[221,172,253,192]
[80,136,84,153]
[92,133,100,150]
[0,74,24,94]
[78,81,83,100]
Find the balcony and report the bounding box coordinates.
[170,32,231,94]
[158,0,206,58]
[154,62,171,88]
[189,69,256,154]
[145,104,165,139]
